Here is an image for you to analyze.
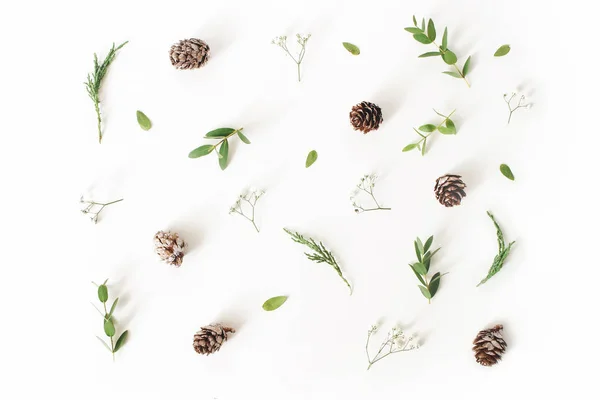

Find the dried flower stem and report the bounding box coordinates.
[80,197,123,224]
[272,34,311,82]
[366,325,418,370]
[504,92,530,124]
[351,174,391,213]
[230,190,264,233]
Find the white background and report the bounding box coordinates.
[0,0,595,399]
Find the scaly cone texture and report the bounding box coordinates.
[193,323,235,355]
[472,324,507,366]
[349,101,383,134]
[154,230,186,267]
[169,38,210,70]
[434,174,467,207]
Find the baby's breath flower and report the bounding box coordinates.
[350,174,391,213]
[272,33,311,82]
[80,196,123,224]
[503,91,531,124]
[229,189,264,233]
[366,323,419,370]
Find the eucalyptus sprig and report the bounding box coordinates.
[80,196,123,224]
[272,34,311,82]
[92,279,128,361]
[403,109,457,155]
[229,190,264,233]
[504,91,531,124]
[84,41,128,143]
[477,212,515,286]
[408,236,445,303]
[405,17,471,87]
[365,324,419,370]
[283,228,352,294]
[188,127,250,170]
[350,174,391,213]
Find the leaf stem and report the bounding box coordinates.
[213,128,244,147]
[94,98,102,143]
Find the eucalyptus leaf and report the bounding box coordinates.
[188,144,214,158]
[237,130,251,144]
[419,51,441,58]
[305,150,318,168]
[205,128,235,138]
[427,19,436,41]
[423,247,441,262]
[421,18,425,31]
[410,265,426,285]
[438,126,454,135]
[104,318,115,337]
[262,295,288,311]
[500,164,515,180]
[405,27,423,34]
[96,336,112,352]
[136,111,152,131]
[413,33,432,44]
[342,42,360,55]
[414,241,422,261]
[494,44,511,57]
[416,237,425,255]
[429,272,441,297]
[219,140,229,170]
[413,15,418,26]
[441,27,448,50]
[442,71,462,78]
[423,236,434,253]
[113,330,128,353]
[419,124,437,133]
[462,56,471,76]
[418,285,432,299]
[442,50,457,65]
[402,143,418,152]
[107,297,119,319]
[413,262,427,275]
[97,285,108,303]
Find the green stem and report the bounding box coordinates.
[214,128,243,147]
[94,98,102,144]
[431,40,470,87]
[297,63,301,82]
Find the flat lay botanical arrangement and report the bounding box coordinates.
[84,11,528,374]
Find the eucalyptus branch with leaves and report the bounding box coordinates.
[477,211,515,286]
[229,190,264,233]
[188,127,250,170]
[365,324,418,370]
[92,279,128,361]
[406,17,471,87]
[284,228,352,294]
[272,34,311,82]
[84,41,128,143]
[408,236,445,303]
[403,109,457,155]
[80,196,123,224]
[350,174,391,213]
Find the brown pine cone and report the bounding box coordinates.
[349,101,383,134]
[193,323,235,355]
[154,230,186,267]
[169,38,210,70]
[434,174,467,207]
[473,324,507,366]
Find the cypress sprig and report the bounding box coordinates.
[477,211,516,286]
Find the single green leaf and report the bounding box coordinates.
[136,110,152,131]
[416,237,425,255]
[441,27,448,50]
[429,272,441,297]
[427,19,436,41]
[205,128,235,138]
[413,15,418,26]
[97,285,108,303]
[342,42,360,55]
[423,236,434,253]
[442,50,457,65]
[188,144,214,158]
[438,126,454,135]
[305,150,318,168]
[262,295,288,311]
[424,257,431,272]
[423,247,441,262]
[414,241,422,261]
[113,330,128,353]
[104,318,115,337]
[500,164,515,180]
[419,124,437,133]
[421,138,427,156]
[405,27,423,34]
[421,18,425,31]
[96,336,112,352]
[413,33,432,44]
[418,285,432,299]
[410,264,426,285]
[419,51,441,58]
[442,71,462,78]
[413,262,427,275]
[462,56,471,76]
[494,44,511,57]
[402,143,418,152]
[218,140,229,170]
[107,298,119,319]
[237,130,251,144]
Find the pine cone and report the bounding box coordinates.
[169,38,210,70]
[434,174,467,207]
[473,324,507,366]
[193,323,235,355]
[154,230,186,267]
[349,101,383,134]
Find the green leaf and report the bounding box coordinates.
[237,130,251,144]
[416,237,425,255]
[442,50,457,65]
[419,51,441,58]
[421,18,425,31]
[305,150,318,168]
[205,128,235,138]
[462,56,471,76]
[424,257,431,272]
[500,164,515,181]
[423,236,434,253]
[413,15,418,26]
[413,262,427,275]
[402,143,418,152]
[262,295,288,311]
[441,27,448,50]
[218,140,229,170]
[414,240,422,261]
[438,119,457,135]
[427,19,436,41]
[429,272,441,297]
[113,330,128,353]
[413,33,432,44]
[96,336,112,352]
[104,318,115,337]
[97,285,108,303]
[418,285,432,299]
[188,144,214,158]
[107,298,119,319]
[421,138,427,156]
[405,27,423,34]
[419,124,436,133]
[136,110,152,131]
[423,247,441,262]
[410,264,426,285]
[494,44,511,57]
[342,42,360,55]
[442,71,462,78]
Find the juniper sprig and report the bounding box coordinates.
[477,211,515,286]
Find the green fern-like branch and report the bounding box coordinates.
[477,211,516,286]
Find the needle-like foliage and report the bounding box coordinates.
[477,211,516,286]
